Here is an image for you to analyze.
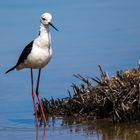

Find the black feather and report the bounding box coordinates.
[5,41,33,74]
[5,65,16,74]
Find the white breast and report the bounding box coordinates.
[25,46,52,68]
[26,31,52,68]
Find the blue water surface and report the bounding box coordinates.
[0,0,140,140]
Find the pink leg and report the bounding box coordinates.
[42,126,46,140]
[31,68,38,125]
[35,124,39,140]
[36,68,47,126]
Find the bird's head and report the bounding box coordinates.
[40,12,58,31]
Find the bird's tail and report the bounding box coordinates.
[5,66,16,74]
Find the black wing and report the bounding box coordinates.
[5,41,33,74]
[16,40,33,66]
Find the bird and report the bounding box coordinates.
[5,12,58,126]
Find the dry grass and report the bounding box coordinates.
[38,64,140,123]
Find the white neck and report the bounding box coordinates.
[39,23,49,35]
[36,23,51,49]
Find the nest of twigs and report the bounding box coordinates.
[37,64,140,123]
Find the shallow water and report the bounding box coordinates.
[0,117,140,140]
[0,0,140,140]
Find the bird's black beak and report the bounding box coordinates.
[49,22,59,31]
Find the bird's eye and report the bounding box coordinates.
[42,17,46,21]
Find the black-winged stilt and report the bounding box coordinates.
[5,12,58,125]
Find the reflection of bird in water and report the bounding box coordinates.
[36,125,46,140]
[5,12,58,126]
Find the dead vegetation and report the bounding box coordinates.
[37,64,140,123]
